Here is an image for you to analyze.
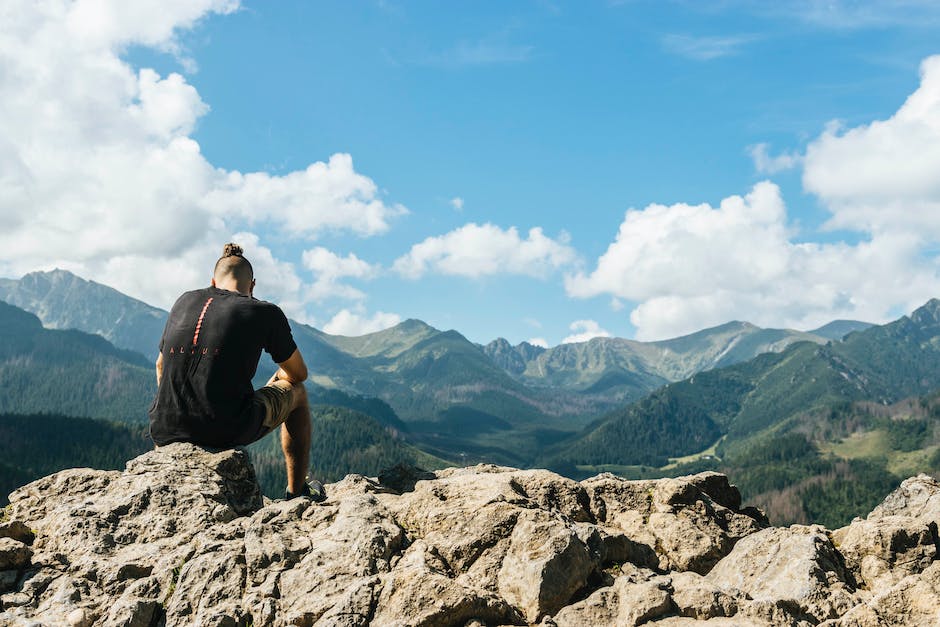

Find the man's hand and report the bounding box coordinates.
[274,348,308,385]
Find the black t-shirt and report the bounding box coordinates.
[148,286,297,447]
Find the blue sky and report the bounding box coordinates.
[3,1,940,345]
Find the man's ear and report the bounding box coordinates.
[211,277,217,287]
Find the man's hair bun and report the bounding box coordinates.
[221,243,244,258]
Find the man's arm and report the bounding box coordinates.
[274,348,308,384]
[155,352,164,386]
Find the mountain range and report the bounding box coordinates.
[549,298,940,470]
[0,269,166,361]
[3,268,939,526]
[0,269,873,465]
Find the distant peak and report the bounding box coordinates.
[24,268,80,280]
[396,318,434,332]
[910,298,940,325]
[920,298,940,311]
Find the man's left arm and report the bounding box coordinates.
[155,352,164,385]
[274,348,308,384]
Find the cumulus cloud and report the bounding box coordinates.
[323,308,403,336]
[566,180,940,341]
[749,143,802,174]
[0,0,404,313]
[450,197,464,211]
[803,55,940,236]
[301,247,380,302]
[526,337,549,348]
[562,320,612,344]
[393,223,576,279]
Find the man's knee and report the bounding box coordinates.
[289,381,308,411]
[268,379,307,413]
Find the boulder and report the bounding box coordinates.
[832,515,937,590]
[582,471,766,573]
[829,473,940,594]
[821,561,940,627]
[707,525,858,623]
[867,474,940,523]
[551,567,673,627]
[377,465,598,623]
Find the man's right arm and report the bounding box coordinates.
[274,348,308,384]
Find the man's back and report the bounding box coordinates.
[149,285,296,447]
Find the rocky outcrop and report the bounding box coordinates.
[0,445,937,626]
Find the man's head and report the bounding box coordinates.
[212,243,255,295]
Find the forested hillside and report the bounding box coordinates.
[0,413,152,505]
[0,301,155,421]
[0,269,167,361]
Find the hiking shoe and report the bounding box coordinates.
[285,478,326,502]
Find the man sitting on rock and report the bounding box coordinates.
[148,243,324,501]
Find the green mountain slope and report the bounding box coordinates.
[0,269,167,361]
[0,301,156,421]
[0,413,152,505]
[809,319,874,340]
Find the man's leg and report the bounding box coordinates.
[272,380,310,495]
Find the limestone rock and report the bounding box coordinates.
[707,525,858,623]
[372,540,520,626]
[582,471,766,573]
[832,515,937,590]
[669,570,738,620]
[0,521,34,545]
[821,561,940,626]
[867,474,940,523]
[551,568,673,627]
[377,465,597,623]
[0,443,937,626]
[0,538,31,571]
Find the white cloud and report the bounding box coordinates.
[757,0,940,29]
[566,182,791,303]
[562,320,612,344]
[323,308,402,336]
[0,0,404,311]
[203,154,408,239]
[394,223,577,279]
[301,247,380,302]
[749,143,802,174]
[661,34,757,61]
[450,197,464,211]
[526,337,549,348]
[803,55,940,236]
[566,180,940,340]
